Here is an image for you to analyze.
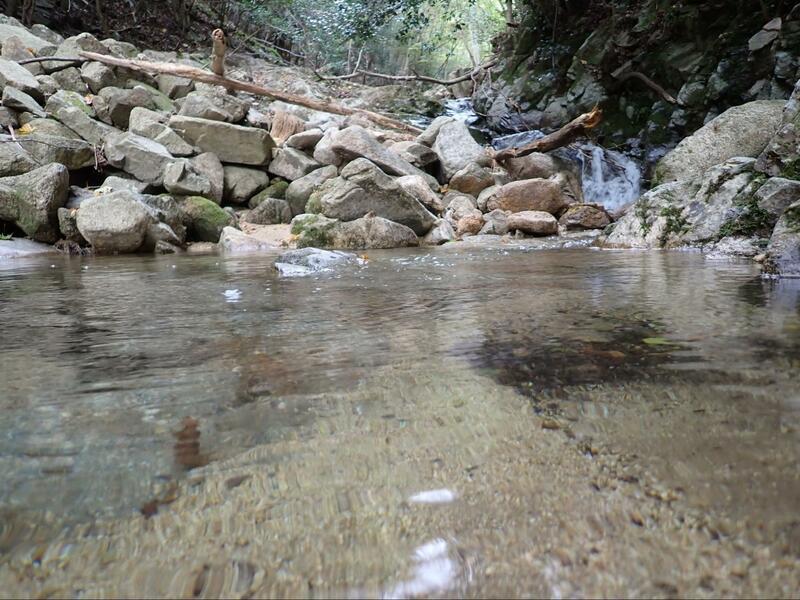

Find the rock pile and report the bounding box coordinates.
[0,17,610,258]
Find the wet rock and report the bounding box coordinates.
[244,197,292,225]
[422,219,456,245]
[2,87,45,118]
[432,120,490,180]
[80,61,116,94]
[763,201,800,277]
[128,107,195,156]
[0,237,58,258]
[507,211,559,236]
[706,235,762,258]
[177,90,249,123]
[104,132,176,185]
[223,165,269,205]
[396,175,444,213]
[285,165,338,216]
[268,147,322,181]
[655,100,785,184]
[190,152,224,204]
[559,204,611,230]
[486,179,568,215]
[139,194,186,243]
[273,247,362,276]
[479,209,511,235]
[285,128,324,150]
[450,162,495,196]
[76,190,153,253]
[97,86,155,129]
[0,163,69,242]
[164,160,213,197]
[45,90,117,145]
[308,158,436,235]
[169,115,275,165]
[0,57,42,100]
[179,196,236,242]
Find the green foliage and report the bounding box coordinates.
[635,201,651,235]
[717,198,772,239]
[0,233,12,241]
[658,204,687,246]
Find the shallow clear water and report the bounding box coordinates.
[1,244,799,596]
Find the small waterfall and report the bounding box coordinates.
[574,144,641,213]
[443,97,480,126]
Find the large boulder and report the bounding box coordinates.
[223,165,269,205]
[331,126,429,178]
[163,160,213,197]
[312,127,343,166]
[763,201,800,278]
[15,133,95,170]
[128,107,194,156]
[0,136,38,176]
[169,115,275,165]
[290,212,419,249]
[177,90,249,123]
[190,152,224,204]
[285,165,338,216]
[244,197,292,225]
[506,211,558,236]
[97,86,155,129]
[449,162,495,196]
[396,175,444,213]
[485,179,568,215]
[307,158,436,235]
[104,132,176,185]
[80,61,116,94]
[2,87,45,118]
[432,120,490,180]
[268,147,322,181]
[558,204,611,230]
[76,191,153,253]
[285,128,324,151]
[389,140,439,169]
[0,58,42,100]
[0,24,56,55]
[179,196,235,242]
[0,163,69,242]
[655,100,785,184]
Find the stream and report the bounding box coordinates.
[1,242,799,596]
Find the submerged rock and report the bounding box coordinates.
[273,247,363,276]
[0,237,58,258]
[558,204,611,230]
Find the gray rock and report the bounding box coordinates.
[763,201,800,277]
[0,57,42,100]
[101,175,153,194]
[218,226,272,253]
[29,24,63,46]
[101,38,138,57]
[46,33,109,72]
[416,116,454,146]
[333,214,419,249]
[0,137,38,176]
[35,74,59,99]
[0,24,56,55]
[755,177,800,219]
[285,128,324,150]
[748,28,779,53]
[128,107,194,156]
[251,180,288,207]
[57,206,86,244]
[274,247,362,276]
[14,133,95,170]
[0,163,69,242]
[190,152,224,204]
[655,100,785,184]
[331,126,428,178]
[396,175,444,213]
[308,158,436,235]
[422,219,456,245]
[477,185,500,212]
[20,116,80,139]
[169,115,275,165]
[129,82,175,113]
[268,147,322,181]
[223,165,269,205]
[177,90,249,123]
[503,153,559,181]
[479,209,511,235]
[312,127,342,166]
[449,162,495,196]
[45,90,116,145]
[163,160,212,197]
[139,194,186,243]
[80,61,116,94]
[0,106,18,129]
[506,211,558,236]
[179,196,236,242]
[285,165,338,216]
[76,190,153,253]
[2,36,40,75]
[158,74,194,99]
[2,86,45,117]
[104,132,176,185]
[98,87,156,129]
[432,120,490,180]
[50,67,88,94]
[558,204,611,230]
[486,179,568,215]
[244,197,292,225]
[389,140,439,168]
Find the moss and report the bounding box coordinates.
[180,196,233,243]
[635,201,652,235]
[291,214,337,248]
[62,91,95,116]
[784,203,800,232]
[250,181,289,208]
[658,205,687,247]
[780,158,800,181]
[717,198,773,239]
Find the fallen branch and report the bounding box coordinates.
[75,51,422,134]
[316,59,498,86]
[17,56,79,65]
[489,106,604,162]
[613,70,681,106]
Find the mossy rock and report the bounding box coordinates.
[180,196,235,242]
[290,213,338,248]
[250,180,288,207]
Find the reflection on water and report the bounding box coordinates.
[0,245,798,596]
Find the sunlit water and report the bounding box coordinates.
[1,244,799,596]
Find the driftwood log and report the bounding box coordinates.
[489,106,603,162]
[74,51,423,134]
